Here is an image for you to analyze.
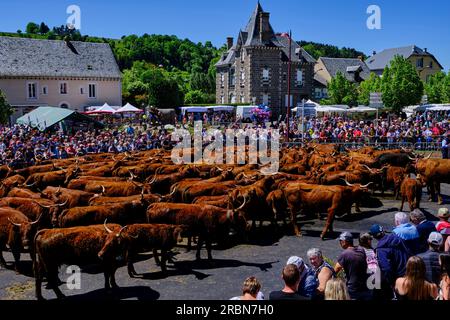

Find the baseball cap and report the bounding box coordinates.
[369,224,384,236]
[438,208,450,219]
[338,231,353,242]
[428,232,443,246]
[286,256,305,270]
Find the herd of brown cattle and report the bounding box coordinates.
[0,144,449,299]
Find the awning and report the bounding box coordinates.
[116,103,143,113]
[16,106,101,131]
[86,103,117,114]
[347,106,378,113]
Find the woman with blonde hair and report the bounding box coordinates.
[230,276,264,300]
[324,278,351,300]
[394,256,438,300]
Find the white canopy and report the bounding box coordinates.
[180,106,208,115]
[116,103,143,113]
[87,103,117,114]
[426,105,450,111]
[316,106,349,113]
[207,106,234,112]
[347,106,378,113]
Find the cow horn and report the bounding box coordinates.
[408,156,417,161]
[148,172,157,185]
[341,179,354,187]
[34,201,52,209]
[236,196,247,211]
[30,213,42,225]
[168,185,177,197]
[362,165,375,173]
[104,219,113,234]
[216,166,224,172]
[101,185,106,195]
[227,167,233,172]
[6,163,13,171]
[360,182,373,188]
[25,181,37,188]
[118,226,128,237]
[57,199,69,207]
[112,155,117,162]
[8,218,22,227]
[425,153,432,160]
[56,186,61,194]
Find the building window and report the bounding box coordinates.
[429,61,433,68]
[417,58,424,68]
[89,84,97,98]
[27,83,37,99]
[80,87,84,95]
[42,86,48,95]
[241,49,245,62]
[240,67,245,87]
[296,69,304,87]
[220,95,225,104]
[220,73,225,88]
[60,82,68,95]
[230,93,236,104]
[262,93,269,106]
[229,69,236,87]
[240,94,245,103]
[262,68,270,81]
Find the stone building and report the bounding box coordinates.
[0,36,122,123]
[215,2,315,117]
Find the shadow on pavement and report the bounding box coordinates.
[61,286,160,301]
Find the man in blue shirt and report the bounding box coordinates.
[392,211,421,255]
[410,209,437,254]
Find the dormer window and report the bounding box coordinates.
[87,65,93,70]
[262,68,270,81]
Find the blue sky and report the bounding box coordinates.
[1,0,449,70]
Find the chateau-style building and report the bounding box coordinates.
[215,2,315,116]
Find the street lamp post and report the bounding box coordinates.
[286,30,292,143]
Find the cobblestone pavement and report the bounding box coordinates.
[0,186,447,300]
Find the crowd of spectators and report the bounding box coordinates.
[0,124,172,167]
[233,208,450,301]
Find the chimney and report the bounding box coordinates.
[227,37,234,50]
[259,12,270,43]
[424,48,428,53]
[372,50,376,56]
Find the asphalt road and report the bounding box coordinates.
[0,185,447,301]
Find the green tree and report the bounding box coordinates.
[184,90,209,104]
[381,55,424,112]
[190,72,215,94]
[0,90,13,125]
[326,71,358,106]
[39,22,50,34]
[424,72,446,104]
[358,72,382,105]
[444,71,450,103]
[26,22,40,34]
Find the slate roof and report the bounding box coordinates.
[320,57,371,82]
[215,3,315,67]
[0,36,122,78]
[366,45,444,71]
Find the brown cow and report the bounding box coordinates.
[34,223,123,300]
[0,197,63,228]
[146,202,247,260]
[84,181,149,197]
[98,223,185,276]
[0,207,41,272]
[58,201,147,227]
[88,193,162,206]
[193,195,229,208]
[0,175,25,197]
[282,181,371,239]
[41,186,94,208]
[7,187,42,199]
[415,157,450,204]
[399,177,422,211]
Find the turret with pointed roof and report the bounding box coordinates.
[216,2,314,116]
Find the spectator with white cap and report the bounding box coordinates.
[392,211,420,255]
[435,208,450,233]
[417,232,444,285]
[334,231,372,300]
[286,256,316,298]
